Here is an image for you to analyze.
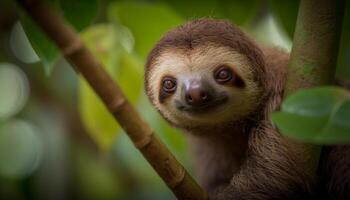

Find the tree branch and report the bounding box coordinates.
[285,0,345,172]
[16,0,208,199]
[286,0,345,94]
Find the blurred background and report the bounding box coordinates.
[0,0,349,199]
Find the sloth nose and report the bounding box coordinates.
[185,86,211,106]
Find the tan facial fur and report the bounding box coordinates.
[148,44,261,128]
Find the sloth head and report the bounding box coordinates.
[145,19,267,129]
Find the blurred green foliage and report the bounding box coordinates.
[0,0,349,199]
[20,15,59,75]
[108,2,183,59]
[269,0,299,38]
[18,0,98,74]
[79,24,143,151]
[10,22,40,64]
[61,0,98,31]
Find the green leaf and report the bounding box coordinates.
[79,24,143,152]
[20,17,59,75]
[269,0,300,39]
[108,1,183,59]
[271,86,350,144]
[19,0,98,75]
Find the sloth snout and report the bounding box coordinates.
[182,79,215,108]
[185,87,211,106]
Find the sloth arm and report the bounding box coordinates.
[210,122,316,200]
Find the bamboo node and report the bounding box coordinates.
[134,130,154,149]
[169,165,186,188]
[62,38,84,56]
[109,98,127,113]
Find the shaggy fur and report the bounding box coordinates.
[145,19,348,199]
[317,146,350,200]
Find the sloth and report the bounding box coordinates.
[144,19,349,199]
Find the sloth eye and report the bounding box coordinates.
[162,77,177,93]
[214,66,232,83]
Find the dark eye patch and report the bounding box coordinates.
[162,77,177,92]
[214,66,232,83]
[159,76,177,103]
[214,65,245,88]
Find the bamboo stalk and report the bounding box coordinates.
[16,0,208,199]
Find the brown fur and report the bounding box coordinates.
[317,146,350,200]
[145,19,348,199]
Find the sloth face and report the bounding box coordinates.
[147,45,261,128]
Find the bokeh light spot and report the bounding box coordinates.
[0,119,43,179]
[0,63,30,120]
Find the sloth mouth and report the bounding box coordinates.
[175,95,228,114]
